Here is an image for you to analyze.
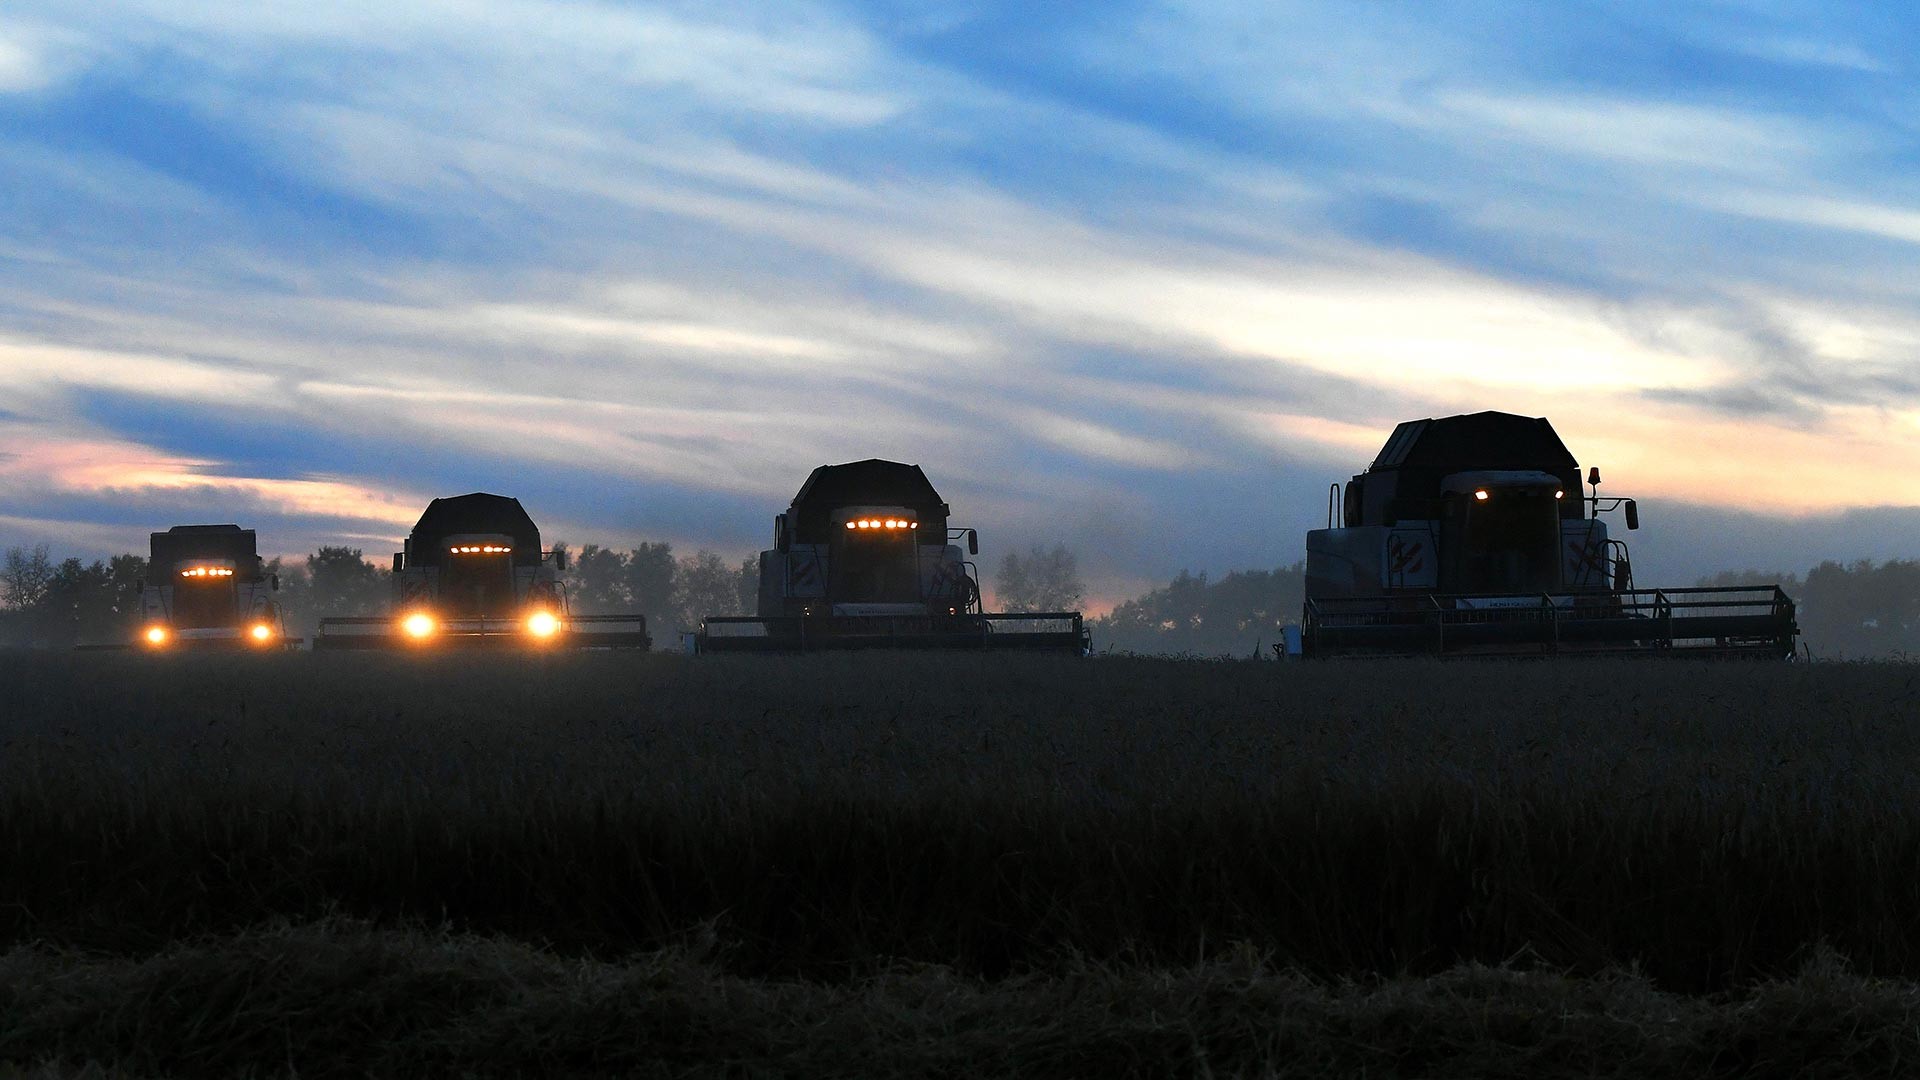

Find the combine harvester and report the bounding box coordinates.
[696,459,1088,653]
[313,493,649,651]
[1299,412,1798,658]
[135,524,294,650]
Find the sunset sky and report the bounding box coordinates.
[2,1,1917,607]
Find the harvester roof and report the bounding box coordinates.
[1370,412,1577,474]
[149,524,261,578]
[1348,412,1583,526]
[787,459,951,543]
[406,493,542,566]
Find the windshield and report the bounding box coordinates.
[441,552,515,616]
[832,531,920,603]
[172,575,235,628]
[1449,489,1559,593]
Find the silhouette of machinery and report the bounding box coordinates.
[696,459,1088,652]
[1297,412,1799,658]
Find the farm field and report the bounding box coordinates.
[3,651,1919,1077]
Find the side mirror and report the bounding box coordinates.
[554,550,569,572]
[967,529,979,556]
[1624,499,1639,531]
[271,574,280,592]
[392,553,404,573]
[775,514,790,554]
[1588,466,1601,486]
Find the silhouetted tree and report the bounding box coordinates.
[42,555,145,645]
[673,549,748,632]
[2,544,55,611]
[1798,559,1920,658]
[737,556,758,614]
[1092,563,1306,656]
[996,544,1084,612]
[294,547,388,621]
[1,546,145,647]
[624,542,678,640]
[569,544,631,614]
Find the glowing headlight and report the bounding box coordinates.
[249,623,274,643]
[526,611,559,638]
[1555,489,1565,499]
[143,626,168,646]
[1474,489,1490,501]
[402,613,436,639]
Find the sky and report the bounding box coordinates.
[1,0,1918,609]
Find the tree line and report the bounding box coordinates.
[4,538,1917,657]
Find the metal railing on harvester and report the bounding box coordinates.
[695,611,1089,654]
[313,613,650,650]
[1302,585,1797,659]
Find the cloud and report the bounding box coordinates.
[1426,90,1821,173]
[0,36,48,94]
[1728,35,1887,73]
[3,0,1919,601]
[0,18,93,94]
[1706,190,1920,248]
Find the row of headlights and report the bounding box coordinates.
[142,622,278,647]
[400,610,560,640]
[141,612,563,647]
[450,545,513,554]
[845,518,918,530]
[1472,489,1567,501]
[179,567,236,578]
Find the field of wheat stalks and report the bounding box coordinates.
[2,651,1918,1076]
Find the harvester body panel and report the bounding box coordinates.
[313,493,649,651]
[134,524,294,650]
[698,459,1088,653]
[1299,412,1798,658]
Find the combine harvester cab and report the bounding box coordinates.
[135,525,294,650]
[697,459,1089,653]
[313,493,650,651]
[1300,412,1798,658]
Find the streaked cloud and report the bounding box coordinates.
[0,0,1916,605]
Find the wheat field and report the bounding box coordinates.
[2,650,1919,1076]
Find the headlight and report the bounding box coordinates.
[143,626,168,646]
[402,613,436,639]
[526,611,559,638]
[249,623,274,643]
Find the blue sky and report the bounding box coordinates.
[1,0,1917,605]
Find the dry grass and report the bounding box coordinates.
[2,651,1918,1075]
[4,919,1920,1079]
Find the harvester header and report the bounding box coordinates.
[698,459,1088,653]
